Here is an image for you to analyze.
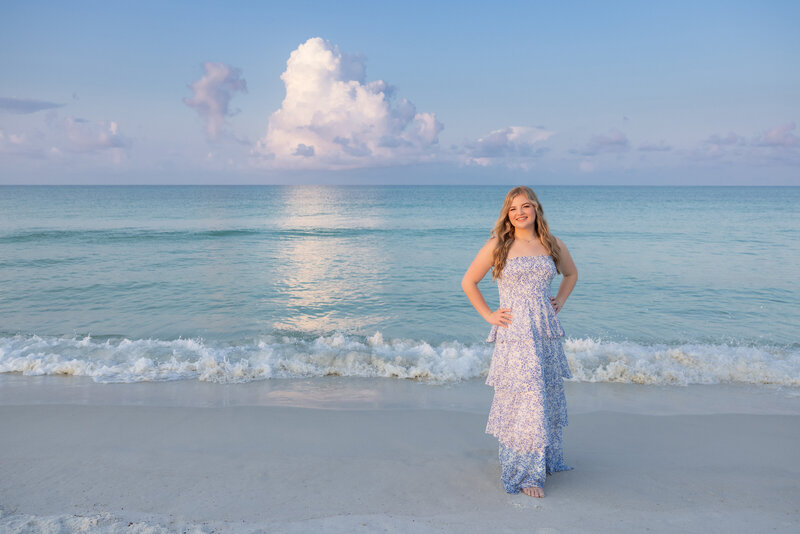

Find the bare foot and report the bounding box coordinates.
[522,486,544,498]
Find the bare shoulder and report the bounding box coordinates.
[553,235,577,274]
[474,236,497,262]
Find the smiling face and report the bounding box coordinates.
[507,194,537,231]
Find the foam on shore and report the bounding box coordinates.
[1,332,797,387]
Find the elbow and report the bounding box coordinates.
[461,276,475,293]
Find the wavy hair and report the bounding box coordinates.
[491,186,561,279]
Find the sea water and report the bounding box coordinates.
[0,185,797,386]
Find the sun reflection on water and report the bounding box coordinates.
[270,187,390,334]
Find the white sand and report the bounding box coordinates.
[1,376,798,533]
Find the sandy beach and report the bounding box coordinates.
[1,376,798,533]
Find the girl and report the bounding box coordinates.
[462,186,578,498]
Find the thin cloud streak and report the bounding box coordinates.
[0,97,64,114]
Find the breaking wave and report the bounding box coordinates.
[0,332,797,387]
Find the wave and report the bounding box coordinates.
[563,338,799,386]
[0,332,797,387]
[0,228,262,243]
[0,226,472,244]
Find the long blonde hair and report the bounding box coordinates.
[491,186,561,279]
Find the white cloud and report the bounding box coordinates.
[0,116,131,165]
[253,37,443,169]
[461,126,553,168]
[184,62,247,141]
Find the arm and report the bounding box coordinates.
[551,237,578,313]
[461,238,512,328]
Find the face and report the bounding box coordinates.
[507,194,537,230]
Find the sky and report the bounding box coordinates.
[0,0,798,185]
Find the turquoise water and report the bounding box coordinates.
[0,185,797,385]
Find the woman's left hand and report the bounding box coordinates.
[550,297,563,313]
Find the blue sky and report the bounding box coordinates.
[1,0,798,184]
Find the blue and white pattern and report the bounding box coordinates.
[487,255,565,344]
[485,255,572,493]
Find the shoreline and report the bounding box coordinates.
[1,374,798,415]
[1,376,799,533]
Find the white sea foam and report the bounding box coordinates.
[0,333,797,387]
[564,338,800,386]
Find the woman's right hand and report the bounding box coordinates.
[487,307,512,328]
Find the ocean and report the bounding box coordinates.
[0,185,797,387]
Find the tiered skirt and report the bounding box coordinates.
[486,337,572,493]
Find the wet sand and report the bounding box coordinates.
[1,376,798,533]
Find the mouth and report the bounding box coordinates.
[516,216,528,222]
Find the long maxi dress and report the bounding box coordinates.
[485,254,573,493]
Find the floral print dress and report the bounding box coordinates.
[485,254,572,493]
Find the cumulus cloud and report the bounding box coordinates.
[184,62,247,140]
[462,126,553,168]
[254,37,443,169]
[0,96,63,114]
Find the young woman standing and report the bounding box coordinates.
[462,186,578,498]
